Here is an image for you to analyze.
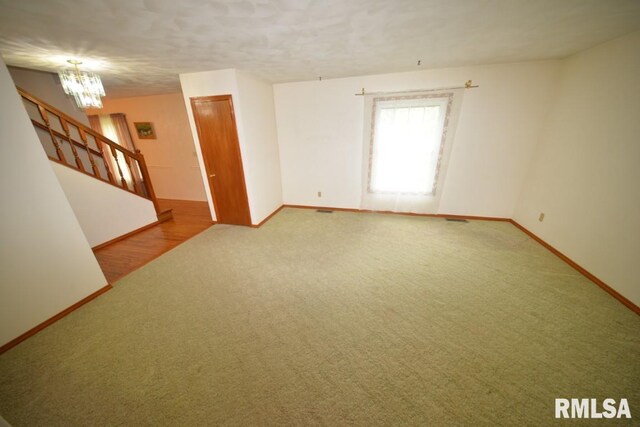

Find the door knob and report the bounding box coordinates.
[209,173,215,178]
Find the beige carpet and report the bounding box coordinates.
[0,208,638,426]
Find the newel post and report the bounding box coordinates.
[135,149,160,215]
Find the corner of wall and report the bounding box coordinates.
[0,57,107,347]
[179,68,284,225]
[511,31,640,306]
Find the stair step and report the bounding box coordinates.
[157,209,173,223]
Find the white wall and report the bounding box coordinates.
[51,162,159,247]
[235,71,283,223]
[274,61,561,216]
[515,31,640,306]
[87,93,207,201]
[0,57,107,347]
[8,66,90,126]
[179,69,283,224]
[9,64,160,248]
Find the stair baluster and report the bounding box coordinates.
[109,145,129,189]
[124,156,140,195]
[16,86,172,222]
[36,105,66,163]
[77,128,102,178]
[60,117,85,172]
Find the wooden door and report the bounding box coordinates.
[190,95,252,226]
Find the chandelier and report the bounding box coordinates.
[58,60,105,109]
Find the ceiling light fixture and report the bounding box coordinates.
[58,59,105,109]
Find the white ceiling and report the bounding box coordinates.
[1,0,639,98]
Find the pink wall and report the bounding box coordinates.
[88,93,207,201]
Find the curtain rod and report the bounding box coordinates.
[354,80,478,96]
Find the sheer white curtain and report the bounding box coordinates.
[89,114,143,192]
[361,90,464,214]
[110,113,144,193]
[98,114,133,186]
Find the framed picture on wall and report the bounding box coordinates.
[134,122,156,139]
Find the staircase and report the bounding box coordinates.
[17,87,172,222]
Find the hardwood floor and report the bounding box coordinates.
[94,199,214,283]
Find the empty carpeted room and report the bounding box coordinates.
[1,1,639,425]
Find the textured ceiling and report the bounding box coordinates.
[0,0,639,98]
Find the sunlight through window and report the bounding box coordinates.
[369,97,446,195]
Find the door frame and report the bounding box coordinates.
[190,94,252,225]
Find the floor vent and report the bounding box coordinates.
[445,218,468,223]
[316,209,334,213]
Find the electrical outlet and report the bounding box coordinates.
[317,191,322,198]
[538,212,545,222]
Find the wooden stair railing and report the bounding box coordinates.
[17,87,172,222]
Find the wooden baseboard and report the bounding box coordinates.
[509,220,639,315]
[92,221,162,251]
[437,213,510,222]
[0,284,113,355]
[282,204,510,222]
[251,205,285,228]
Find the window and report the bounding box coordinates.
[368,96,448,195]
[360,91,460,214]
